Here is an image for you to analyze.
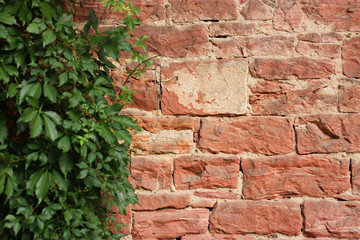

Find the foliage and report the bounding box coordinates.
[0,0,151,238]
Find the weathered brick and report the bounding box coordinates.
[191,198,216,208]
[134,24,210,57]
[295,114,360,154]
[247,36,295,56]
[133,193,191,211]
[210,200,302,235]
[135,116,195,133]
[132,209,209,239]
[250,57,334,80]
[250,81,338,115]
[183,234,254,240]
[211,38,246,59]
[209,22,257,37]
[242,155,350,200]
[250,80,293,94]
[174,155,240,190]
[273,0,305,32]
[161,60,248,115]
[321,32,344,43]
[133,130,194,154]
[304,200,360,238]
[343,36,360,78]
[340,83,360,113]
[194,191,239,199]
[198,117,294,155]
[240,0,273,20]
[169,0,238,23]
[296,42,340,58]
[130,156,172,191]
[352,158,360,195]
[298,33,322,43]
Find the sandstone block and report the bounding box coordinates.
[298,33,322,43]
[194,191,239,199]
[183,234,254,240]
[240,0,273,20]
[191,199,216,208]
[161,60,248,115]
[209,22,257,37]
[247,36,295,56]
[211,38,246,59]
[342,36,360,78]
[340,83,360,112]
[352,158,360,195]
[250,57,334,80]
[250,80,293,94]
[210,200,302,235]
[198,117,294,155]
[174,155,240,190]
[295,114,360,154]
[296,42,340,58]
[135,116,195,133]
[132,209,209,239]
[242,155,350,200]
[130,156,172,191]
[133,193,191,211]
[304,200,360,238]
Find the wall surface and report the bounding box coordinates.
[74,0,360,239]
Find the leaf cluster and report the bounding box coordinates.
[0,0,148,239]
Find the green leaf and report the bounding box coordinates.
[35,170,52,203]
[0,117,8,144]
[42,28,56,47]
[0,13,18,25]
[97,125,115,144]
[78,169,88,179]
[19,108,37,123]
[64,210,72,224]
[43,111,62,125]
[43,115,58,141]
[89,8,98,31]
[58,135,70,152]
[28,82,42,99]
[59,72,68,86]
[19,82,32,104]
[0,175,6,194]
[112,127,132,144]
[5,176,14,201]
[29,113,43,138]
[39,2,57,21]
[76,162,88,169]
[26,18,46,34]
[43,84,57,102]
[6,83,18,97]
[0,24,8,39]
[13,222,21,236]
[27,169,44,193]
[59,153,73,177]
[53,170,68,190]
[112,115,138,129]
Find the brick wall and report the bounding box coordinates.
[74,0,360,239]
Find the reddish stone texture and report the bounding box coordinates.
[250,57,335,80]
[247,35,295,56]
[250,80,293,94]
[194,191,239,199]
[340,83,360,113]
[298,33,322,43]
[198,117,295,155]
[132,209,209,239]
[343,36,360,78]
[210,200,302,236]
[73,0,165,24]
[242,155,350,200]
[304,200,360,238]
[296,42,341,58]
[191,199,216,208]
[209,22,257,37]
[295,114,360,154]
[174,155,240,190]
[135,116,195,133]
[183,234,254,240]
[211,38,246,59]
[130,156,172,191]
[161,60,248,115]
[134,24,210,58]
[273,0,305,32]
[240,0,273,20]
[352,158,360,195]
[169,0,238,23]
[108,205,132,235]
[250,81,338,115]
[322,32,344,43]
[133,193,191,211]
[132,130,194,154]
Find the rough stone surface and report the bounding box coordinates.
[295,114,360,154]
[198,117,294,155]
[109,205,132,235]
[194,191,239,199]
[191,199,216,208]
[135,116,195,133]
[340,83,360,112]
[250,80,293,94]
[170,0,238,23]
[211,38,246,59]
[210,200,302,235]
[130,156,172,191]
[240,0,273,20]
[304,200,360,238]
[296,42,340,58]
[133,193,191,211]
[247,36,295,56]
[174,155,240,189]
[250,81,338,115]
[242,155,350,200]
[352,158,360,195]
[132,209,209,239]
[298,33,322,43]
[209,22,257,37]
[342,36,360,78]
[250,57,334,80]
[161,60,248,115]
[183,234,254,240]
[134,24,210,57]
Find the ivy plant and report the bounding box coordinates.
[0,0,150,239]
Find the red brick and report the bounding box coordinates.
[296,42,340,58]
[134,24,210,58]
[242,155,350,200]
[352,158,360,195]
[250,80,338,115]
[183,234,254,240]
[273,0,304,32]
[169,0,238,23]
[132,209,209,239]
[209,22,257,37]
[321,32,344,43]
[161,60,248,115]
[210,200,302,235]
[133,193,191,211]
[247,36,295,56]
[198,117,294,155]
[340,83,360,112]
[191,199,216,208]
[174,155,240,190]
[135,116,195,133]
[240,0,273,20]
[250,80,293,94]
[343,36,360,78]
[298,33,322,43]
[304,200,360,238]
[295,114,360,154]
[194,191,239,199]
[130,156,172,191]
[211,38,246,59]
[250,57,334,80]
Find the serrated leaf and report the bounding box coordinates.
[27,82,42,99]
[112,115,138,129]
[64,210,72,224]
[42,28,56,47]
[39,2,57,20]
[76,162,88,169]
[53,170,68,190]
[89,8,98,31]
[0,175,6,194]
[112,127,132,144]
[0,24,8,39]
[19,82,32,104]
[4,176,14,201]
[19,108,37,123]
[43,84,57,102]
[6,83,18,97]
[97,125,115,144]
[0,117,8,144]
[106,104,123,116]
[26,169,44,193]
[58,135,70,152]
[35,170,52,203]
[13,222,20,236]
[59,153,73,177]
[0,13,18,25]
[26,18,46,34]
[37,218,44,230]
[43,115,58,141]
[59,72,68,86]
[29,113,43,138]
[78,169,88,179]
